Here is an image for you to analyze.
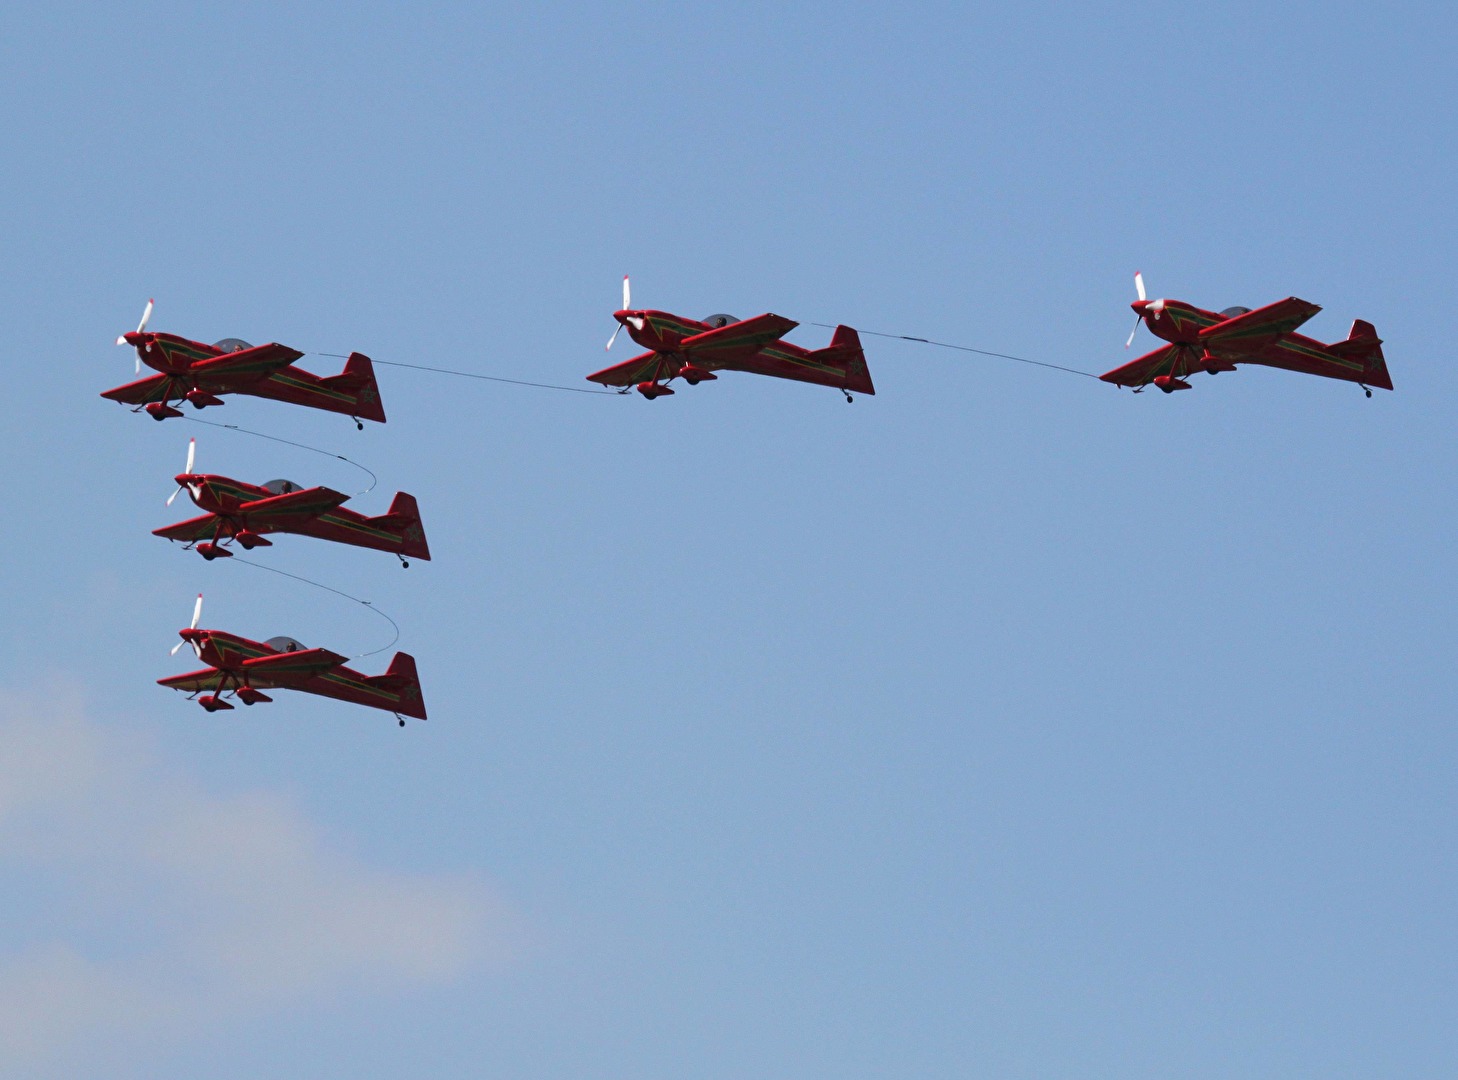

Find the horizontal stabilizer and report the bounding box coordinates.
[367,652,427,719]
[1328,319,1392,390]
[373,492,431,560]
[810,325,875,394]
[322,352,387,422]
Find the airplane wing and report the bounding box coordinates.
[100,373,177,405]
[153,513,221,543]
[188,343,306,387]
[241,647,349,688]
[679,313,798,364]
[158,666,223,692]
[1197,298,1321,355]
[586,351,677,387]
[236,486,350,528]
[1099,344,1185,387]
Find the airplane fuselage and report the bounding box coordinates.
[1134,299,1222,345]
[613,308,712,354]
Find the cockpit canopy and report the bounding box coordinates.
[263,636,306,653]
[213,338,254,353]
[262,479,303,495]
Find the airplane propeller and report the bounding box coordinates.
[1124,272,1146,348]
[117,299,154,372]
[171,593,204,657]
[606,275,631,350]
[166,438,197,507]
[605,275,645,350]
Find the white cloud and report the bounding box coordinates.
[0,686,514,1075]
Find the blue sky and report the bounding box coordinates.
[1,1,1455,1076]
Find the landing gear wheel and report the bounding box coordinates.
[399,718,405,727]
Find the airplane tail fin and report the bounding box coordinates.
[1329,319,1392,391]
[367,652,427,719]
[810,325,875,395]
[373,492,431,561]
[321,352,388,422]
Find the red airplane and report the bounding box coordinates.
[160,595,427,725]
[587,276,875,401]
[1102,274,1392,395]
[153,440,430,565]
[101,300,387,426]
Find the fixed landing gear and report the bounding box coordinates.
[842,390,854,403]
[352,416,364,430]
[1360,383,1373,398]
[636,380,675,399]
[397,554,410,569]
[145,402,185,421]
[197,542,233,560]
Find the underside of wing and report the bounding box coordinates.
[1198,297,1321,355]
[189,343,306,387]
[1100,344,1183,387]
[679,313,798,364]
[586,351,675,387]
[153,513,220,543]
[158,666,223,692]
[237,486,350,528]
[100,373,174,404]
